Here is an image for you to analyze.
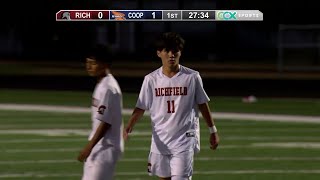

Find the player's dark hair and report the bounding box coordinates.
[86,44,113,66]
[155,32,185,52]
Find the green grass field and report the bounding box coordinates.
[0,89,320,179]
[1,89,319,116]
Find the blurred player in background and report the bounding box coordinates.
[124,32,220,180]
[78,44,124,180]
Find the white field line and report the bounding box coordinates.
[252,142,320,148]
[1,135,320,144]
[2,126,320,132]
[1,170,320,178]
[0,129,317,138]
[0,129,148,136]
[3,142,320,154]
[2,147,150,153]
[1,128,320,137]
[0,173,80,178]
[0,104,90,113]
[2,127,320,135]
[0,104,319,123]
[0,146,245,153]
[1,156,320,165]
[0,129,90,136]
[0,124,89,128]
[0,138,85,143]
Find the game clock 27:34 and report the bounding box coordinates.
[189,12,208,18]
[182,10,215,20]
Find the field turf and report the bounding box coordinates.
[0,89,319,179]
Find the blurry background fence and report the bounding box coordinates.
[278,24,320,72]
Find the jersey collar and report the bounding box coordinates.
[159,65,181,78]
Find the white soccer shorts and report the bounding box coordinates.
[82,144,122,180]
[147,150,194,178]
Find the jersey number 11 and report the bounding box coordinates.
[167,100,175,113]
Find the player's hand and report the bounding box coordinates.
[210,133,219,150]
[123,127,132,141]
[77,146,92,162]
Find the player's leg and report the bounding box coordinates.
[159,178,171,180]
[82,144,121,180]
[170,150,194,180]
[86,162,115,180]
[82,163,115,180]
[171,175,192,180]
[81,161,91,180]
[147,152,171,179]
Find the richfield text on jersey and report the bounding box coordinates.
[155,87,188,96]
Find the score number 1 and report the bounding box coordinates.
[145,11,161,20]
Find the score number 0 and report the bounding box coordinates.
[98,12,103,19]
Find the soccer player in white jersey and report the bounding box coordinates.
[78,44,124,180]
[124,32,220,180]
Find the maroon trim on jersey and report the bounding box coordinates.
[147,163,152,173]
[92,98,99,107]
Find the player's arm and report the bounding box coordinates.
[124,76,150,140]
[124,107,145,140]
[78,121,111,162]
[198,103,220,150]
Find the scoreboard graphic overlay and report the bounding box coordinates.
[56,10,263,21]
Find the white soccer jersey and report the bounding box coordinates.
[90,74,124,152]
[136,65,210,154]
